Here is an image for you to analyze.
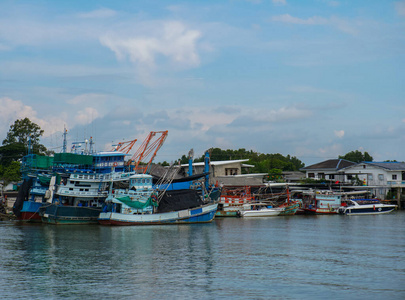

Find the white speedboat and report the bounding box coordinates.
[338,199,396,215]
[238,204,284,217]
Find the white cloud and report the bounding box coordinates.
[67,93,109,106]
[334,130,345,138]
[395,1,405,16]
[75,107,100,125]
[100,21,202,83]
[0,97,37,128]
[0,97,67,139]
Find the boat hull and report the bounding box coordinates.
[40,204,101,224]
[17,201,44,222]
[239,208,283,217]
[279,202,300,216]
[339,205,396,215]
[215,210,239,217]
[301,208,339,215]
[98,203,218,226]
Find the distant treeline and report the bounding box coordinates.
[175,148,305,174]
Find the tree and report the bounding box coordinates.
[339,150,373,163]
[2,118,47,155]
[189,148,305,173]
[268,168,283,182]
[0,143,26,165]
[0,161,21,184]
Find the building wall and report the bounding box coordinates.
[343,164,405,186]
[193,162,243,177]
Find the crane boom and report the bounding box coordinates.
[111,139,137,154]
[128,130,168,173]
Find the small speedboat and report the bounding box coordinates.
[238,204,284,217]
[338,199,396,215]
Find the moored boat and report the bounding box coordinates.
[301,193,342,214]
[215,186,254,217]
[338,199,397,215]
[39,162,141,225]
[98,173,218,225]
[278,200,300,215]
[238,203,284,217]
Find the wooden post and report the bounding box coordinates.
[397,187,401,209]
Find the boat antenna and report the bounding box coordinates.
[89,137,94,154]
[62,126,67,153]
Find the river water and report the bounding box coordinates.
[1,212,404,300]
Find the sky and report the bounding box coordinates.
[0,0,404,166]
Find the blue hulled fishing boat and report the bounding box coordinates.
[98,173,218,225]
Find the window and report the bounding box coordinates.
[378,174,384,181]
[329,175,335,180]
[225,168,238,176]
[363,165,366,169]
[308,173,315,178]
[347,175,353,180]
[392,174,397,180]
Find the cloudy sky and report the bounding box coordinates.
[1,0,404,165]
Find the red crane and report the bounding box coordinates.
[111,139,137,154]
[128,130,168,173]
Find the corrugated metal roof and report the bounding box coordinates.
[180,159,250,167]
[364,161,405,171]
[300,159,355,171]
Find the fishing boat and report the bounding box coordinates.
[37,150,135,224]
[215,186,255,217]
[16,130,168,224]
[237,203,284,217]
[301,193,342,214]
[338,199,397,215]
[278,200,300,215]
[98,173,218,225]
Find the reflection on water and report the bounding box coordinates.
[1,212,404,299]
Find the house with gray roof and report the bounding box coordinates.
[301,159,405,204]
[339,161,405,201]
[300,159,356,182]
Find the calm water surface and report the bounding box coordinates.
[1,212,404,299]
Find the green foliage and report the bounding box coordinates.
[0,118,48,183]
[0,143,26,165]
[339,150,373,163]
[386,190,395,200]
[179,155,189,164]
[300,177,328,184]
[192,148,305,173]
[0,161,21,184]
[268,168,283,182]
[2,118,47,155]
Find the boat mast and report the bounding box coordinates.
[188,148,194,176]
[62,126,67,153]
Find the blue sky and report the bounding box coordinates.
[0,0,404,165]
